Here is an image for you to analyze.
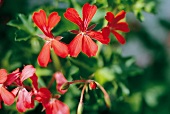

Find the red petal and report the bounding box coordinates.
[32,9,53,38]
[45,99,70,114]
[0,86,15,105]
[16,88,34,112]
[68,34,83,57]
[70,30,79,34]
[82,3,97,30]
[48,12,61,30]
[32,9,46,28]
[53,72,68,94]
[114,22,130,32]
[111,30,126,44]
[82,35,98,57]
[5,72,20,86]
[87,31,110,44]
[11,87,20,97]
[23,90,34,109]
[102,27,111,43]
[114,10,126,23]
[30,74,38,91]
[105,12,114,22]
[64,8,83,30]
[51,39,68,58]
[54,99,70,114]
[35,88,51,105]
[0,69,7,83]
[45,101,53,114]
[87,24,96,31]
[5,68,20,86]
[55,36,63,40]
[20,65,36,82]
[38,42,51,67]
[16,88,27,112]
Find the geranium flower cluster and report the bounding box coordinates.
[0,66,69,114]
[0,3,129,114]
[32,3,129,67]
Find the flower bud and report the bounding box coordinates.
[89,81,97,90]
[104,95,111,108]
[77,102,83,114]
[60,82,70,90]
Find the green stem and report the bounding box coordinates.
[51,49,62,71]
[68,57,95,72]
[47,76,55,89]
[68,79,93,85]
[77,84,87,114]
[95,82,111,108]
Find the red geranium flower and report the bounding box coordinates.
[35,88,70,114]
[32,9,68,67]
[103,10,130,44]
[54,72,68,94]
[6,65,38,112]
[64,3,110,57]
[0,69,15,108]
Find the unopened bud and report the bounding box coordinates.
[104,95,111,108]
[60,82,70,90]
[77,102,83,114]
[89,81,97,90]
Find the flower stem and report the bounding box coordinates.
[77,84,87,114]
[68,79,93,85]
[95,82,111,108]
[47,76,55,89]
[51,49,62,71]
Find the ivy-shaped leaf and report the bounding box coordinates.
[7,14,36,41]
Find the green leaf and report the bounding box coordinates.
[119,82,130,96]
[7,14,35,41]
[94,67,115,85]
[14,30,32,41]
[68,54,98,73]
[124,92,142,112]
[94,0,108,8]
[8,14,35,34]
[36,68,53,77]
[144,84,166,107]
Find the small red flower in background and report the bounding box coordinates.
[89,81,97,90]
[64,3,110,57]
[35,88,70,114]
[54,72,68,94]
[103,10,130,44]
[32,9,68,67]
[0,69,15,108]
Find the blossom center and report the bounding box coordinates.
[80,32,87,36]
[0,84,3,87]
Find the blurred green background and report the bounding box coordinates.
[0,0,170,114]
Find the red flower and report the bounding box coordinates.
[54,72,68,94]
[32,9,68,67]
[45,98,70,114]
[34,88,51,106]
[103,10,130,44]
[0,69,15,107]
[64,3,110,57]
[35,88,70,114]
[7,65,37,112]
